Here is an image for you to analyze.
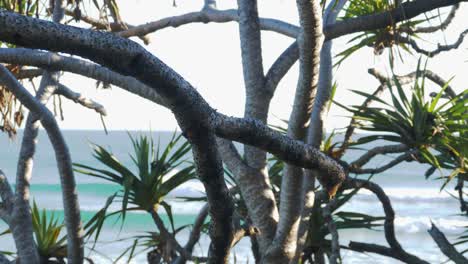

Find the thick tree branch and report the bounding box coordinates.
[429,223,468,264]
[266,0,324,261]
[184,129,234,264]
[0,48,167,107]
[235,0,280,256]
[55,83,107,115]
[324,0,467,40]
[296,2,347,260]
[0,9,345,195]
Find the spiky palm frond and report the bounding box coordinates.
[74,132,195,227]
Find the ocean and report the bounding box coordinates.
[0,130,466,263]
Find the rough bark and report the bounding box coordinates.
[0,8,345,204]
[264,0,324,262]
[296,1,347,261]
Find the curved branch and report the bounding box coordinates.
[397,28,468,57]
[0,48,167,107]
[344,178,428,264]
[264,42,299,96]
[117,7,299,39]
[349,150,416,174]
[412,4,460,33]
[350,144,409,168]
[429,223,468,264]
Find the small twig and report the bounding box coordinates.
[350,144,409,168]
[397,29,468,57]
[55,83,107,115]
[429,223,468,264]
[401,4,460,34]
[349,150,416,174]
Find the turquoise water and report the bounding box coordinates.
[0,130,466,263]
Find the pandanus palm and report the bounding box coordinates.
[74,132,195,261]
[342,63,467,186]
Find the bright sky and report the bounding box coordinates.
[51,0,467,131]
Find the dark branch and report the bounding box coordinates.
[397,29,468,57]
[344,178,428,264]
[324,0,467,40]
[350,144,409,168]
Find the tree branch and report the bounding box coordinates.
[397,29,468,57]
[55,83,107,115]
[0,9,346,195]
[349,150,416,174]
[117,6,298,39]
[323,200,341,263]
[0,65,83,263]
[173,204,209,264]
[0,48,167,107]
[64,9,151,45]
[350,144,409,168]
[264,42,299,96]
[183,129,234,264]
[344,178,428,264]
[411,4,460,33]
[429,223,468,264]
[323,0,467,40]
[266,0,324,261]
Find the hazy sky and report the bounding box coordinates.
[47,0,467,131]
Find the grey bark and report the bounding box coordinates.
[264,0,324,262]
[55,83,107,115]
[0,48,167,107]
[295,1,347,260]
[235,0,279,256]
